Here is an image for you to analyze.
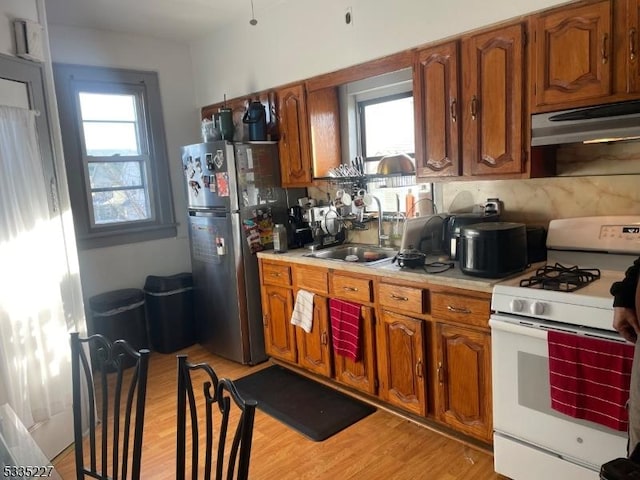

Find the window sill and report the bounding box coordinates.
[77,223,178,250]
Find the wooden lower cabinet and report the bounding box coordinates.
[376,310,427,416]
[262,284,296,363]
[295,295,333,377]
[434,322,492,442]
[333,306,377,395]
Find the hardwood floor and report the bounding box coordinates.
[53,343,503,479]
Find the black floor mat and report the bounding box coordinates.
[234,365,376,442]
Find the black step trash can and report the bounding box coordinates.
[89,288,148,370]
[144,273,195,353]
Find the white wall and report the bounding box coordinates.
[0,0,38,55]
[190,0,570,106]
[47,25,199,299]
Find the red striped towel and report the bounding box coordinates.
[548,330,634,431]
[329,298,361,361]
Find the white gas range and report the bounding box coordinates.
[490,216,640,480]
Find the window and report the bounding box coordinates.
[54,65,176,249]
[359,91,415,162]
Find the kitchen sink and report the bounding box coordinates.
[304,244,397,266]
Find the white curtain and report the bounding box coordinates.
[0,106,74,428]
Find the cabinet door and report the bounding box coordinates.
[307,87,341,178]
[435,323,492,442]
[296,295,333,377]
[414,41,461,178]
[628,0,640,93]
[532,0,612,108]
[462,23,525,176]
[333,306,377,395]
[277,83,312,186]
[376,310,427,416]
[262,285,296,363]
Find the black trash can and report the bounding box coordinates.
[144,273,195,353]
[89,288,148,370]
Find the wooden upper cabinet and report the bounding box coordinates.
[613,0,640,94]
[414,41,461,179]
[307,87,341,178]
[532,0,612,110]
[462,23,525,176]
[277,83,312,187]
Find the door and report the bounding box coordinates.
[333,306,377,395]
[490,315,626,469]
[181,141,233,210]
[532,0,612,108]
[277,83,312,186]
[376,310,427,415]
[0,54,76,459]
[414,41,461,178]
[435,322,492,442]
[188,211,248,363]
[262,284,296,362]
[628,0,640,93]
[295,295,333,377]
[462,23,525,176]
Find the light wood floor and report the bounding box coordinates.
[53,343,504,479]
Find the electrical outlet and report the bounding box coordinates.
[345,7,353,26]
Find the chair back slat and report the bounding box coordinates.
[176,355,256,480]
[70,332,149,480]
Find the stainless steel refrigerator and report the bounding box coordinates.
[181,141,294,364]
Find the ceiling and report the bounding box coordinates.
[45,0,288,42]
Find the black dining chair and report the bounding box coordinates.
[176,354,257,480]
[70,332,150,480]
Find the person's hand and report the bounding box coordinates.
[613,307,639,343]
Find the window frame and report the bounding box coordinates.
[54,64,176,249]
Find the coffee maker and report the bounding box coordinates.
[288,206,313,248]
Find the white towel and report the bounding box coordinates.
[290,289,315,333]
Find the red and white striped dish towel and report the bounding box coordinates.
[548,330,634,432]
[329,298,361,361]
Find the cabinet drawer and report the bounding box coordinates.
[294,265,328,294]
[330,273,372,303]
[377,283,427,315]
[262,262,292,287]
[431,292,490,328]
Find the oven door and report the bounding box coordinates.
[490,314,627,478]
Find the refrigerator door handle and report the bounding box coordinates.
[188,210,228,217]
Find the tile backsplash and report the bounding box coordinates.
[441,174,640,227]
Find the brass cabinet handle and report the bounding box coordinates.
[270,272,281,277]
[602,33,609,64]
[447,305,471,314]
[391,294,409,302]
[631,28,637,61]
[321,332,328,345]
[470,96,478,120]
[437,361,443,384]
[450,98,457,123]
[415,359,423,378]
[343,286,359,292]
[263,315,268,327]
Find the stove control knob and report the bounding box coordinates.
[510,299,524,312]
[530,302,545,316]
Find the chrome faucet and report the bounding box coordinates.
[371,195,387,247]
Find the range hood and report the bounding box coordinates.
[531,100,640,146]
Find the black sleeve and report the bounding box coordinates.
[610,257,640,308]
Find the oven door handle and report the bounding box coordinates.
[489,316,548,340]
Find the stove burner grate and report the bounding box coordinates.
[519,263,601,292]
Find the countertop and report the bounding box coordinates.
[257,245,541,294]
